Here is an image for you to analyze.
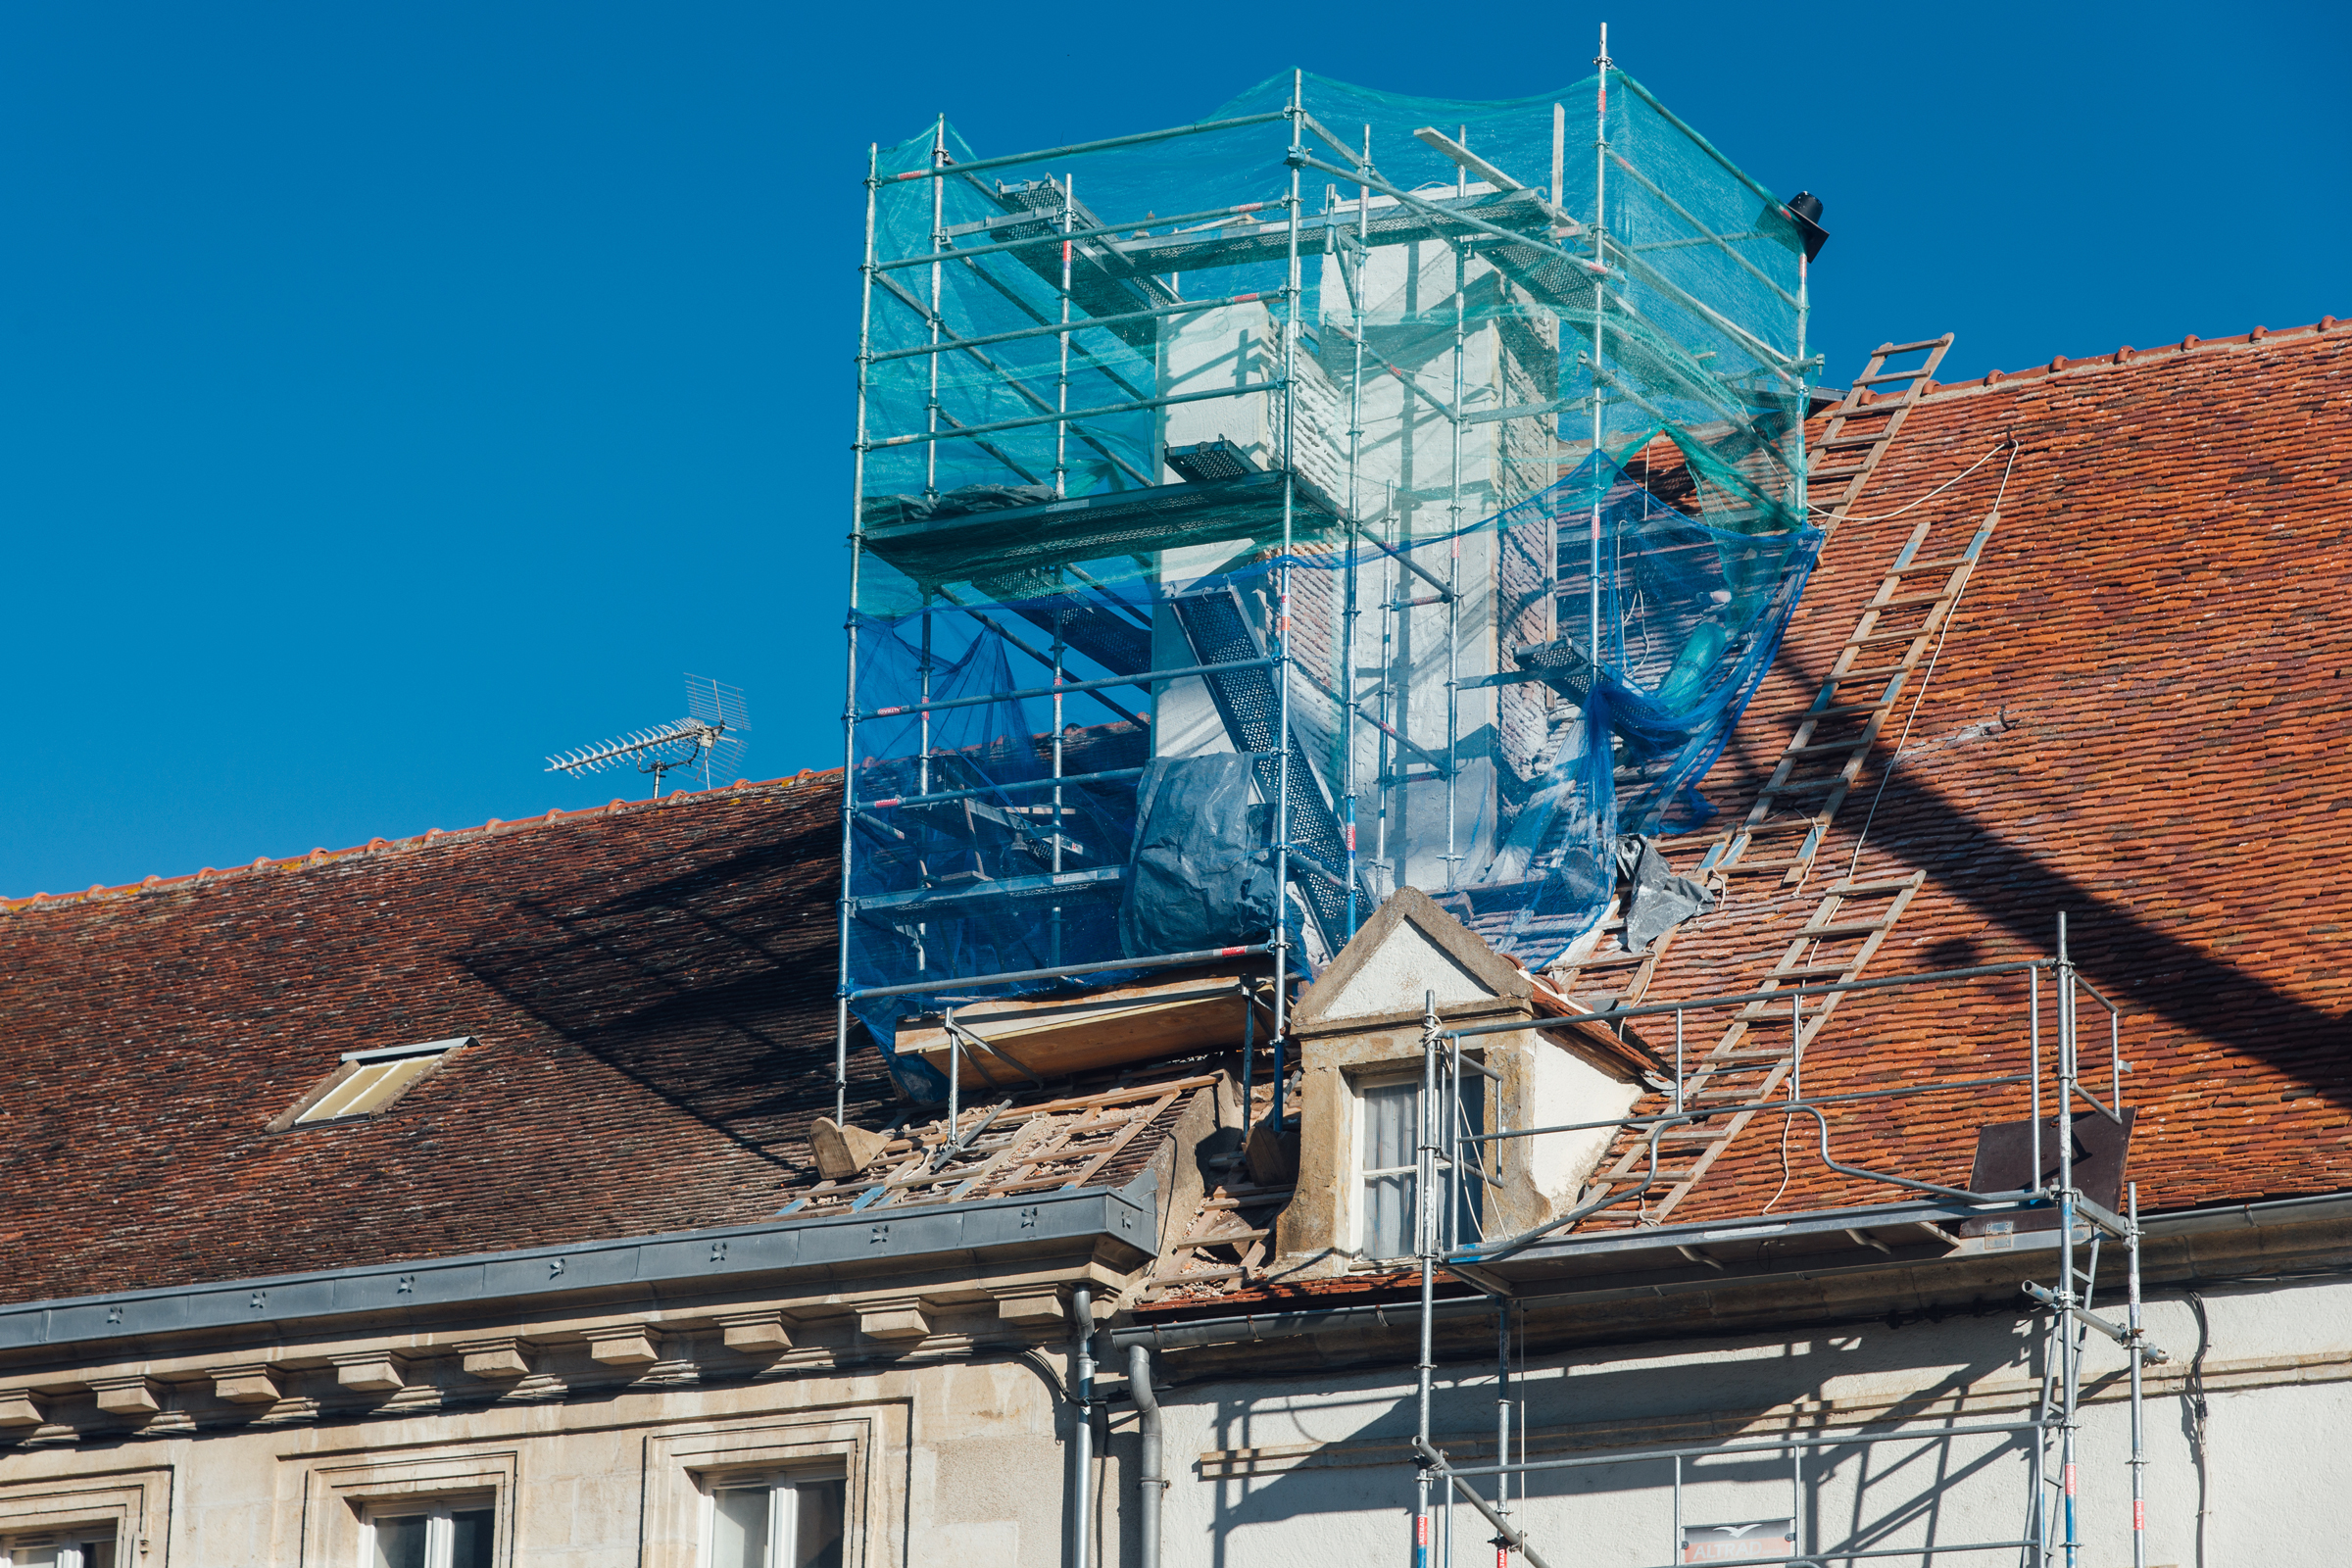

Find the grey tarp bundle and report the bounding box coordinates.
[1618,836,1716,954]
[1119,755,1279,958]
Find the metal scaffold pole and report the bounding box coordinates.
[925,116,947,499]
[1444,129,1467,891]
[2058,910,2081,1568]
[835,141,881,1129]
[1341,123,1370,939]
[2127,1182,2147,1568]
[1416,990,1439,1568]
[1590,26,1610,662]
[1272,70,1302,1046]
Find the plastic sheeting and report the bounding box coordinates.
[846,67,1822,1095]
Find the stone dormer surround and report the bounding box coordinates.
[1274,888,1654,1276]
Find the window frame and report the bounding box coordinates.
[697,1469,846,1568]
[0,1470,164,1568]
[1351,1060,1487,1262]
[357,1494,494,1568]
[298,1446,515,1567]
[641,1411,883,1568]
[0,1532,117,1568]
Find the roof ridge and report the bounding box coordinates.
[3,765,848,915]
[1901,315,2344,404]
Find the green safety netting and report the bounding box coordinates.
[846,69,1820,1097]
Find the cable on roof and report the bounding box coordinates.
[1821,434,2016,524]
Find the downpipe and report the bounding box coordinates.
[1130,1345,1165,1568]
[1071,1285,1094,1568]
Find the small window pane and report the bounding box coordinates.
[1364,1079,1418,1172]
[303,1061,396,1123]
[448,1509,494,1568]
[792,1480,846,1568]
[370,1515,429,1568]
[711,1487,770,1568]
[300,1054,444,1124]
[1363,1169,1414,1260]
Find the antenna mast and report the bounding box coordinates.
[545,674,751,799]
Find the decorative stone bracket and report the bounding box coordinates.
[213,1364,282,1404]
[583,1325,663,1368]
[717,1310,797,1354]
[856,1298,932,1342]
[90,1376,164,1419]
[457,1338,533,1380]
[333,1353,406,1394]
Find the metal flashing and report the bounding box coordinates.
[0,1172,1157,1354]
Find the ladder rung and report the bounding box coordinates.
[1846,630,1929,648]
[1797,919,1894,937]
[1722,858,1806,875]
[1774,701,1892,718]
[1877,336,1952,355]
[1867,590,1956,610]
[1786,738,1867,757]
[1854,368,1933,386]
[1895,553,1977,573]
[1766,963,1858,979]
[1562,950,1651,971]
[1705,1047,1793,1061]
[1740,816,1823,837]
[1763,771,1859,794]
[1824,877,1921,895]
[1815,433,1885,451]
[1809,465,1872,481]
[1826,663,1909,681]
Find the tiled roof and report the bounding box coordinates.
[1640,316,2352,1221]
[0,774,896,1307]
[1133,316,2352,1318]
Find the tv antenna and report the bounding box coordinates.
[545,674,751,798]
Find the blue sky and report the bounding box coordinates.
[4,1,2345,896]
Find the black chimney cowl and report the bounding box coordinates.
[1786,190,1829,263]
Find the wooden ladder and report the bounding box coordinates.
[1543,898,1683,1011]
[1709,485,2004,892]
[1583,870,1926,1222]
[1805,334,1954,540]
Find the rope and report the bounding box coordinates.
[1818,436,2012,524]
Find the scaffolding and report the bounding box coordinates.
[1402,914,2166,1568]
[835,57,1827,1110]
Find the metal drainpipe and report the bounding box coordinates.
[1129,1344,1165,1568]
[1071,1285,1095,1568]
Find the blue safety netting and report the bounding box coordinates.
[848,67,1821,1096]
[846,440,1819,1094]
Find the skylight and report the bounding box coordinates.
[292,1037,470,1126]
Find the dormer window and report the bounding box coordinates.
[281,1038,471,1128]
[1356,1071,1486,1261]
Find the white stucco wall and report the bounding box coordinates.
[1130,1275,2352,1568]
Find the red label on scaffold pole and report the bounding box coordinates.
[1416,1515,1430,1545]
[2064,1464,2078,1496]
[2134,1500,2145,1530]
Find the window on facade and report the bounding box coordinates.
[294,1038,470,1126]
[705,1475,846,1568]
[0,1535,116,1568]
[362,1501,492,1568]
[1358,1073,1484,1261]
